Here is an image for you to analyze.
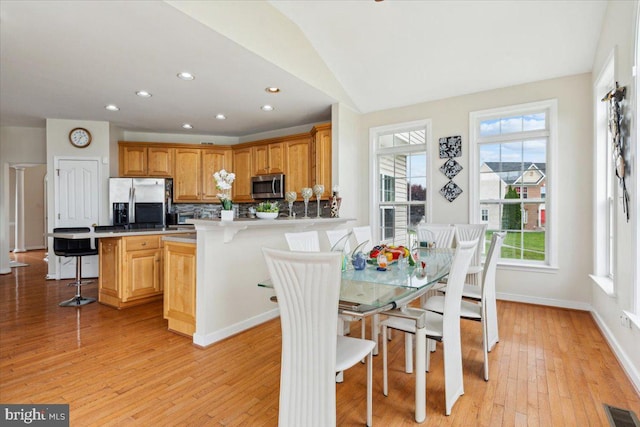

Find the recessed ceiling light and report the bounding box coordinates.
[182,123,193,129]
[265,87,280,93]
[216,114,226,120]
[105,104,119,111]
[261,105,274,111]
[177,72,195,81]
[136,90,152,98]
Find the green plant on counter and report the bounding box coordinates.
[256,201,279,213]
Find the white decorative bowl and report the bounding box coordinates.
[256,211,278,219]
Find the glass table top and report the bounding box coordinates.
[259,248,454,315]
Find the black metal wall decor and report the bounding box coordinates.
[438,135,462,158]
[440,158,463,179]
[601,82,630,222]
[439,180,462,202]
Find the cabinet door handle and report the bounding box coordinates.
[141,242,147,246]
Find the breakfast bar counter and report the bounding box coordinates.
[188,217,353,347]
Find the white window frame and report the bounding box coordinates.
[469,99,558,271]
[591,49,616,296]
[369,119,433,245]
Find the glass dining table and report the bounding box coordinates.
[259,247,454,423]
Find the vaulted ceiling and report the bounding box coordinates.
[0,0,607,137]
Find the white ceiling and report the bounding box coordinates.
[0,0,608,138]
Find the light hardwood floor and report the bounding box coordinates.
[1,250,638,426]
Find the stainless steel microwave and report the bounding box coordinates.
[251,174,285,200]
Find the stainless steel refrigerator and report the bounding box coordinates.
[109,178,166,226]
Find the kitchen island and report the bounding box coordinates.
[188,217,353,347]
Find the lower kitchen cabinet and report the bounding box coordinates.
[98,235,164,308]
[163,241,196,336]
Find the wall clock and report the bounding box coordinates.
[69,127,92,148]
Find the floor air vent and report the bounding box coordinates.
[604,404,640,427]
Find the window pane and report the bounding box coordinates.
[523,139,546,163]
[500,115,523,134]
[377,129,426,149]
[523,113,546,131]
[409,205,425,227]
[479,119,500,137]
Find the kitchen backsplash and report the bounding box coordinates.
[172,201,331,219]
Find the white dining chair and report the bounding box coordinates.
[454,223,488,286]
[380,238,478,416]
[284,231,320,252]
[326,229,352,253]
[351,225,373,253]
[286,230,365,341]
[423,232,505,381]
[416,223,455,249]
[262,248,375,427]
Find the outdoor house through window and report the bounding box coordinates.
[371,120,431,247]
[470,100,557,268]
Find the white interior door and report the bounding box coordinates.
[55,158,100,279]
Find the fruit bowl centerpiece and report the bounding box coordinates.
[255,201,279,219]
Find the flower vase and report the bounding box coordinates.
[220,210,234,221]
[330,195,342,218]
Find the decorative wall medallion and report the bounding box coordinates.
[439,158,463,179]
[439,180,462,202]
[439,135,462,158]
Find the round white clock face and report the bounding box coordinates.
[69,128,91,148]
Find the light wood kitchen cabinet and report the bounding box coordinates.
[310,123,332,199]
[174,148,202,202]
[163,240,196,336]
[120,145,147,176]
[252,142,284,175]
[201,148,232,202]
[98,235,164,309]
[284,137,310,200]
[119,144,173,177]
[232,147,253,202]
[147,147,174,176]
[174,147,232,202]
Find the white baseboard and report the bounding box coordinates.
[496,291,592,311]
[590,310,640,395]
[193,308,280,348]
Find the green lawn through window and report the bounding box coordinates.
[485,230,545,261]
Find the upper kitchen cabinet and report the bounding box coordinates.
[232,147,253,202]
[201,148,232,202]
[310,123,332,199]
[119,143,173,177]
[174,147,232,203]
[252,142,284,176]
[174,148,202,202]
[147,147,174,177]
[284,136,310,200]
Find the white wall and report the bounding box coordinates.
[0,126,46,274]
[45,119,111,278]
[590,0,640,392]
[122,130,239,145]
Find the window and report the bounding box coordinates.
[370,120,432,246]
[592,50,616,293]
[470,100,557,268]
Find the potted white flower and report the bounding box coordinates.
[213,169,235,221]
[255,201,279,219]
